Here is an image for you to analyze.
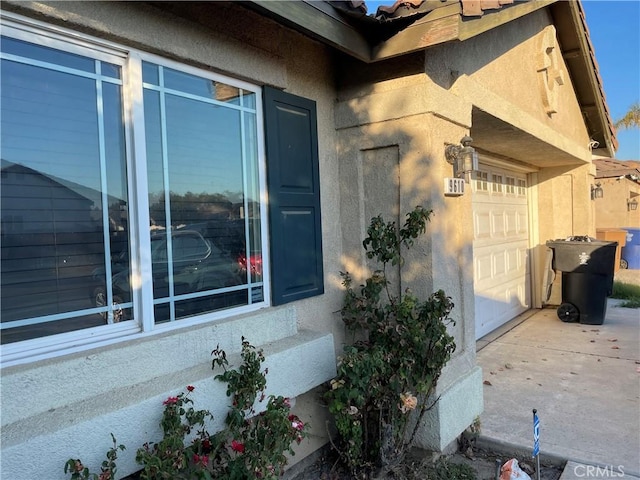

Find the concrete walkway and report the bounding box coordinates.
[476,299,640,478]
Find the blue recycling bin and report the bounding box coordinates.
[546,237,618,325]
[621,228,640,269]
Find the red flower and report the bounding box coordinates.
[231,440,245,453]
[202,438,211,452]
[193,454,209,467]
[187,385,195,392]
[163,396,179,405]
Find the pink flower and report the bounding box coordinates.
[193,454,209,467]
[292,419,304,431]
[231,440,245,453]
[163,396,178,405]
[187,385,195,392]
[399,392,418,413]
[283,398,291,408]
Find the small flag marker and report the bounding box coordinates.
[533,409,541,480]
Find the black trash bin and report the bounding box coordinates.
[546,237,618,325]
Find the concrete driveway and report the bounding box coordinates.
[476,299,640,478]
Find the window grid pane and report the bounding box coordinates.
[1,23,266,354]
[1,38,129,343]
[492,174,503,193]
[144,63,261,323]
[475,171,488,192]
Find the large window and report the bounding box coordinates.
[0,18,267,356]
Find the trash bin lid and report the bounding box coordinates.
[546,238,618,274]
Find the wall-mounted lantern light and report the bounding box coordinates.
[590,182,603,200]
[445,135,478,183]
[628,198,638,211]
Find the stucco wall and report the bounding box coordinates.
[333,4,599,449]
[0,2,342,478]
[424,9,591,164]
[419,10,596,309]
[336,53,482,449]
[595,178,640,229]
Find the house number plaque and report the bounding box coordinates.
[444,177,465,196]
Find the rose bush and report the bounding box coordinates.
[325,206,456,476]
[65,339,308,480]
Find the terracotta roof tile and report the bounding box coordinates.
[378,0,425,15]
[332,0,518,21]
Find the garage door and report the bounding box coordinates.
[472,164,531,339]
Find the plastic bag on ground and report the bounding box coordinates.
[500,458,532,480]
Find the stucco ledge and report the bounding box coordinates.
[0,330,337,480]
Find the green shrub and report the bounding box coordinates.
[325,207,456,476]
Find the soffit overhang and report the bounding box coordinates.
[244,0,615,159]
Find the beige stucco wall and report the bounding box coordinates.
[334,4,599,448]
[336,54,483,449]
[421,10,596,309]
[0,2,342,478]
[595,178,640,229]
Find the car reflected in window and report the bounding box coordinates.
[93,229,245,322]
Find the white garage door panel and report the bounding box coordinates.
[475,278,529,336]
[473,164,531,339]
[493,250,507,276]
[474,242,527,290]
[475,253,493,282]
[474,210,492,240]
[473,205,528,247]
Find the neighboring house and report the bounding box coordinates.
[593,158,640,229]
[592,158,640,270]
[0,1,616,478]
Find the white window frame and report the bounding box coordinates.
[0,12,270,366]
[491,174,503,194]
[474,170,489,193]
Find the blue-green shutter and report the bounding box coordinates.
[263,86,324,305]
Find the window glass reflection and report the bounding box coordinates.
[164,67,241,105]
[144,64,261,322]
[2,35,95,73]
[1,48,130,343]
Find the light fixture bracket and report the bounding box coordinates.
[590,183,603,200]
[445,135,478,183]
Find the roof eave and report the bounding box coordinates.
[550,1,617,157]
[244,0,372,62]
[244,0,616,157]
[372,0,555,61]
